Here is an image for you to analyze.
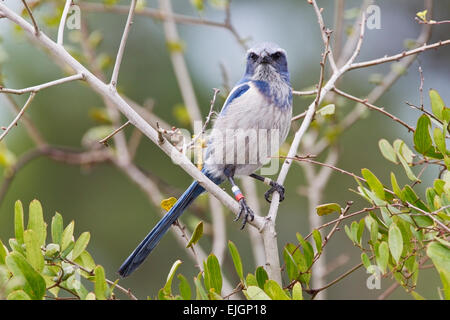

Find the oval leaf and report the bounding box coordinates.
[14,200,25,245]
[414,114,432,154]
[28,200,46,247]
[429,89,445,121]
[72,232,91,260]
[316,203,341,216]
[186,221,203,248]
[245,286,271,300]
[228,241,243,281]
[379,139,397,163]
[362,168,386,200]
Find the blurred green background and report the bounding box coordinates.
[0,0,449,299]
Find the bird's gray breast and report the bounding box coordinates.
[204,82,292,179]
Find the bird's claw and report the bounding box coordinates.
[264,183,285,203]
[234,198,254,229]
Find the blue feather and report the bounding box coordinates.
[118,170,222,277]
[220,83,250,115]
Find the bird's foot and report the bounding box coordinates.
[234,198,254,230]
[264,182,285,203]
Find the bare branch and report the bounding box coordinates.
[406,202,450,233]
[99,121,131,146]
[310,0,338,73]
[348,39,450,71]
[0,73,84,94]
[0,92,36,142]
[57,0,72,46]
[332,87,415,132]
[415,17,450,25]
[2,95,46,146]
[292,89,318,96]
[110,0,137,87]
[20,0,39,35]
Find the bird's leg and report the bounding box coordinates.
[228,176,254,229]
[249,173,285,203]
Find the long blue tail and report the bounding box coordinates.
[118,171,222,277]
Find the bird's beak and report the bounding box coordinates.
[259,51,271,64]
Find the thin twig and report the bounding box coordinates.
[405,202,450,233]
[0,73,84,94]
[415,17,450,25]
[3,94,46,146]
[20,0,39,35]
[332,87,415,132]
[57,0,72,46]
[310,0,338,73]
[0,92,36,141]
[348,39,450,71]
[99,121,131,146]
[110,0,137,87]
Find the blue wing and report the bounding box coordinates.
[219,82,250,115]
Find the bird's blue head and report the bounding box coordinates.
[244,42,290,83]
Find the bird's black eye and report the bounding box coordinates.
[271,52,282,60]
[249,52,258,61]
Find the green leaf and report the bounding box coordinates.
[292,282,303,300]
[283,246,299,281]
[204,255,222,294]
[369,217,379,244]
[283,243,308,283]
[7,290,31,300]
[244,286,271,300]
[186,221,203,248]
[397,151,419,181]
[357,219,365,244]
[177,274,191,300]
[194,273,208,300]
[51,212,63,245]
[434,179,445,195]
[264,280,290,300]
[164,260,182,295]
[72,232,90,260]
[390,172,402,199]
[23,230,44,273]
[85,292,96,300]
[317,104,335,116]
[315,203,341,216]
[6,252,46,300]
[295,233,314,267]
[379,139,397,163]
[74,251,96,275]
[245,273,258,287]
[426,241,450,299]
[27,200,46,247]
[416,9,428,21]
[61,221,74,252]
[362,168,386,200]
[312,229,322,254]
[14,200,25,245]
[414,115,433,154]
[410,291,426,300]
[0,239,7,264]
[228,241,243,281]
[361,253,372,270]
[377,241,389,274]
[433,127,446,155]
[255,266,268,289]
[94,265,107,300]
[388,223,403,263]
[429,89,445,121]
